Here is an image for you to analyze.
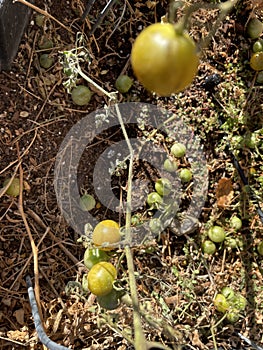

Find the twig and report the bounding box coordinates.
[26,275,70,350]
[13,0,74,34]
[15,143,42,322]
[27,209,83,267]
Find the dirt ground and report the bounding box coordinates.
[0,0,263,349]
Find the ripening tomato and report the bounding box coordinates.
[87,261,117,296]
[131,23,199,96]
[92,220,121,249]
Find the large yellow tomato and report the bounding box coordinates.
[131,23,199,96]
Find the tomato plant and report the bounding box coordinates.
[92,220,121,249]
[131,23,199,96]
[202,240,216,255]
[87,261,117,296]
[171,142,186,158]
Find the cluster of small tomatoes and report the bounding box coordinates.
[247,17,263,82]
[82,220,122,310]
[214,286,247,323]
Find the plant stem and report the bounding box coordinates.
[77,65,117,101]
[115,104,148,350]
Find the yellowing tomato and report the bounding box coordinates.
[87,261,117,296]
[131,23,199,96]
[92,220,121,249]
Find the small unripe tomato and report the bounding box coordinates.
[80,194,96,211]
[155,178,172,196]
[229,216,242,230]
[258,241,263,255]
[179,168,193,183]
[250,52,263,71]
[208,226,226,243]
[202,240,216,255]
[3,178,21,197]
[163,158,178,172]
[256,71,263,84]
[83,248,109,269]
[147,192,163,207]
[171,142,186,158]
[39,54,54,69]
[38,36,53,49]
[246,18,263,39]
[131,23,199,96]
[232,295,247,311]
[253,39,263,53]
[115,75,133,93]
[92,220,120,249]
[149,218,163,234]
[71,85,92,106]
[226,309,240,323]
[221,286,235,300]
[87,262,117,296]
[213,293,229,313]
[97,288,120,310]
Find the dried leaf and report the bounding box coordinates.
[192,329,205,349]
[13,308,24,325]
[216,177,234,208]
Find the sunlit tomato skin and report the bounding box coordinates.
[250,52,263,71]
[92,220,121,249]
[87,262,117,296]
[83,248,109,269]
[131,23,199,96]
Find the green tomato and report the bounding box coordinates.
[226,309,240,323]
[92,220,120,250]
[202,240,216,255]
[171,142,186,158]
[146,192,163,207]
[229,216,242,230]
[71,85,92,106]
[253,39,263,53]
[131,23,199,96]
[155,178,172,196]
[163,158,178,172]
[83,248,109,269]
[213,293,229,313]
[179,168,193,183]
[250,52,263,71]
[231,295,247,311]
[221,286,235,300]
[208,226,226,243]
[246,18,263,39]
[87,262,117,296]
[97,288,120,310]
[258,241,263,255]
[225,237,238,249]
[3,178,22,197]
[39,54,54,69]
[256,71,263,84]
[149,218,163,234]
[115,75,133,93]
[38,36,53,49]
[80,194,96,211]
